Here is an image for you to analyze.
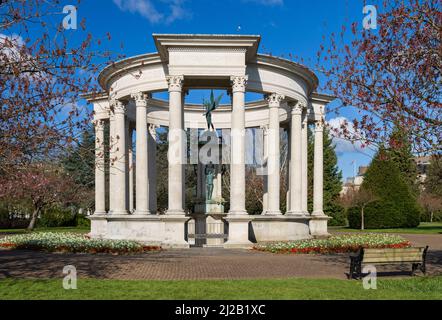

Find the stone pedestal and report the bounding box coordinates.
[250,215,311,242]
[204,214,226,247]
[309,215,331,238]
[223,216,253,249]
[162,215,190,248]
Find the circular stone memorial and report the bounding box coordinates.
[85,34,334,248]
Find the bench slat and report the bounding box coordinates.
[363,257,423,264]
[362,247,425,264]
[363,248,425,254]
[364,252,423,258]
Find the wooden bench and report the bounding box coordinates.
[349,246,429,279]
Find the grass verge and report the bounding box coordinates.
[0,277,441,300]
[332,222,442,235]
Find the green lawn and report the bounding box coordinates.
[332,222,442,235]
[0,277,441,300]
[0,226,90,235]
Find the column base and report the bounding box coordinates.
[309,215,331,238]
[134,210,152,216]
[286,211,309,217]
[161,215,190,248]
[224,215,253,249]
[312,210,325,216]
[228,210,248,216]
[166,210,186,216]
[93,211,107,216]
[110,210,129,215]
[263,210,282,216]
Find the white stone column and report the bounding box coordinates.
[265,93,284,215]
[94,119,106,215]
[128,125,134,213]
[148,124,158,213]
[286,127,291,212]
[309,117,330,236]
[162,75,189,249]
[313,119,324,216]
[302,110,308,213]
[109,109,116,213]
[166,75,185,216]
[181,91,187,211]
[261,125,269,213]
[133,92,150,215]
[224,75,252,249]
[112,100,128,215]
[229,75,248,215]
[287,101,305,216]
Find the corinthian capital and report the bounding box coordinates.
[131,92,149,107]
[260,124,269,136]
[266,93,285,108]
[166,75,184,92]
[315,118,325,131]
[230,75,248,93]
[291,101,305,115]
[93,119,105,131]
[113,100,126,114]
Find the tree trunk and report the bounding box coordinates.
[430,211,434,223]
[361,206,365,230]
[27,207,40,231]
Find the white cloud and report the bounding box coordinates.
[327,117,366,155]
[0,33,24,59]
[113,0,189,24]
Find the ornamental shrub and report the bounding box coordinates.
[37,207,76,228]
[348,200,406,229]
[348,149,420,229]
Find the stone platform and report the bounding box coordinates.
[89,214,316,248]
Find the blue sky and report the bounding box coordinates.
[68,0,377,180]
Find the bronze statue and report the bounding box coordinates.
[203,90,223,131]
[205,161,215,201]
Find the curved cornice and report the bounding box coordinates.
[98,53,162,91]
[254,54,318,94]
[97,52,319,95]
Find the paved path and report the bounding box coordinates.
[0,234,440,280]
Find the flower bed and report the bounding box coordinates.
[0,232,161,254]
[254,234,411,254]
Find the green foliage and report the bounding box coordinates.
[61,125,96,210]
[348,149,421,229]
[37,207,76,228]
[425,155,442,197]
[387,127,418,193]
[0,201,30,229]
[348,201,409,229]
[308,128,345,226]
[420,210,442,222]
[62,125,95,189]
[75,214,91,228]
[156,128,169,213]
